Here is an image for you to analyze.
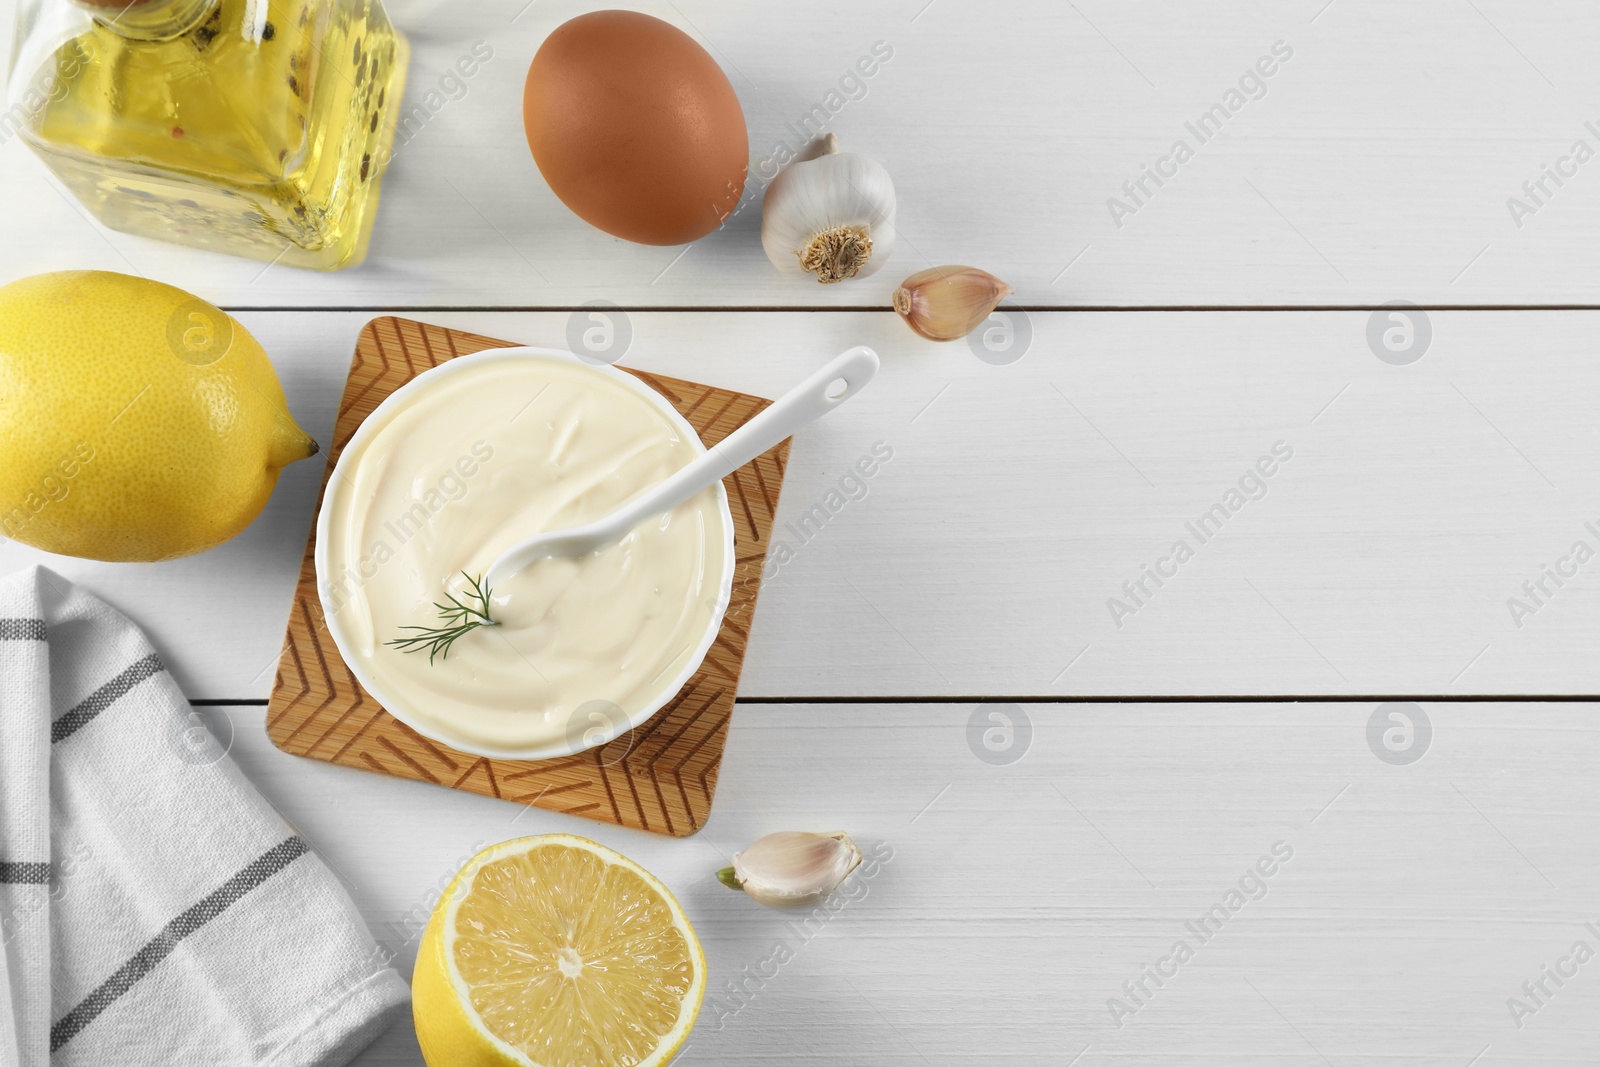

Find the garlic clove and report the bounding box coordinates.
[761,134,897,285]
[717,831,863,908]
[892,266,1014,342]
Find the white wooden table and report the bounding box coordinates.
[5,0,1600,1062]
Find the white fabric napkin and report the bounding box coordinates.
[0,566,409,1066]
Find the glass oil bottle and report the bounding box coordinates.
[6,0,409,270]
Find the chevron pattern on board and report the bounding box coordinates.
[266,317,789,836]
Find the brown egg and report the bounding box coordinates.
[523,10,749,246]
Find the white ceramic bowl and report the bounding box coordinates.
[314,346,736,761]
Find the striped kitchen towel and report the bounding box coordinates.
[0,566,409,1066]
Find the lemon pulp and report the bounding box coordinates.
[415,836,704,1067]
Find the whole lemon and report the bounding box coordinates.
[0,271,318,562]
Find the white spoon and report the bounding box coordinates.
[484,345,880,589]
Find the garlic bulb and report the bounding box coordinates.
[761,134,896,284]
[717,831,862,907]
[893,266,1014,341]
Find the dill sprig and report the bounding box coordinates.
[386,572,498,664]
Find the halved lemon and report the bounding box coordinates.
[413,835,705,1067]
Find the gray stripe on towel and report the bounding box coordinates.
[49,836,310,1052]
[51,653,164,744]
[0,619,45,641]
[0,861,49,884]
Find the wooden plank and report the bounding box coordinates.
[4,309,1597,700]
[202,701,1600,1064]
[3,0,1599,308]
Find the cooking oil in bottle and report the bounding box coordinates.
[7,0,409,270]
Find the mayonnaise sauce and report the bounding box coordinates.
[321,357,729,753]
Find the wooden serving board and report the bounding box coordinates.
[266,317,787,837]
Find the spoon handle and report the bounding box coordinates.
[711,345,880,481]
[486,347,879,586]
[600,345,880,537]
